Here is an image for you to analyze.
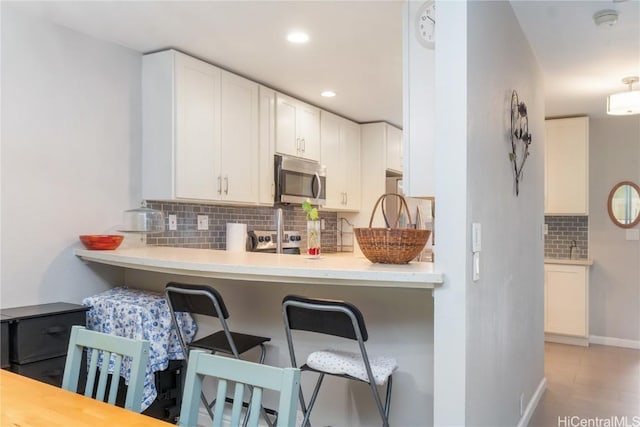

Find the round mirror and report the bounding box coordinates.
[607,181,640,228]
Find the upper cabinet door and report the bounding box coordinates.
[545,117,589,215]
[341,119,361,210]
[174,53,222,200]
[275,93,320,161]
[320,111,361,211]
[297,103,320,161]
[258,86,276,206]
[219,71,259,203]
[143,50,222,201]
[320,112,343,210]
[386,124,403,174]
[275,94,298,158]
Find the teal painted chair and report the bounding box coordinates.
[179,350,301,427]
[61,325,150,412]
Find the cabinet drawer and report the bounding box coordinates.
[10,355,66,386]
[1,321,9,368]
[10,311,86,364]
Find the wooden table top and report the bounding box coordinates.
[0,370,175,427]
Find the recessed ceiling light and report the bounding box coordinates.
[287,32,309,44]
[321,90,336,98]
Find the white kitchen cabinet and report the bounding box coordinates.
[258,86,276,205]
[342,122,402,255]
[142,50,259,204]
[346,122,387,231]
[386,123,403,174]
[544,117,589,215]
[173,52,221,200]
[219,70,259,203]
[276,93,320,161]
[544,263,589,345]
[320,111,361,211]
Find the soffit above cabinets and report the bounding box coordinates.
[6,1,403,127]
[6,1,638,122]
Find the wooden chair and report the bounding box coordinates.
[61,325,150,412]
[178,350,301,427]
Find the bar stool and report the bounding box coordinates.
[282,295,397,427]
[165,282,272,423]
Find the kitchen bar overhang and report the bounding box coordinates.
[75,247,443,289]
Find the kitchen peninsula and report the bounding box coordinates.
[75,246,443,425]
[75,247,443,289]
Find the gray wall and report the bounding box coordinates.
[465,1,545,425]
[1,5,141,307]
[433,2,545,425]
[589,116,640,344]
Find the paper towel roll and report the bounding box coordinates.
[226,223,247,252]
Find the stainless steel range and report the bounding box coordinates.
[247,230,301,254]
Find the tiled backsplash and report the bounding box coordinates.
[145,201,337,253]
[544,216,588,259]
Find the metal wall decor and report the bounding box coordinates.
[510,90,532,196]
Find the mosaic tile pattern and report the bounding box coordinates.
[544,216,588,259]
[145,201,337,253]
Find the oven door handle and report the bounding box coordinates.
[312,172,322,200]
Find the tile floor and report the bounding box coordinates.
[529,343,640,426]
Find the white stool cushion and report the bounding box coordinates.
[306,349,397,386]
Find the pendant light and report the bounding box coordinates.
[607,76,640,116]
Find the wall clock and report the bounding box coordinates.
[416,1,435,49]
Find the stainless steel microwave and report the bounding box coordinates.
[274,154,326,205]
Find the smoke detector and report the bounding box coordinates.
[593,9,619,26]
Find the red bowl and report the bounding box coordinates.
[79,235,124,250]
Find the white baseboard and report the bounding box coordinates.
[545,333,589,347]
[517,377,547,427]
[589,335,640,349]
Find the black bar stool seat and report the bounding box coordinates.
[190,330,270,355]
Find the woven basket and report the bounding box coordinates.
[354,193,431,264]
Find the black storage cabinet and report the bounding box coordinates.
[0,302,89,386]
[1,302,184,423]
[1,315,10,369]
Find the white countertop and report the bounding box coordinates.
[544,258,594,266]
[75,247,443,289]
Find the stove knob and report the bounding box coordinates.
[294,235,301,241]
[265,236,271,242]
[258,236,264,242]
